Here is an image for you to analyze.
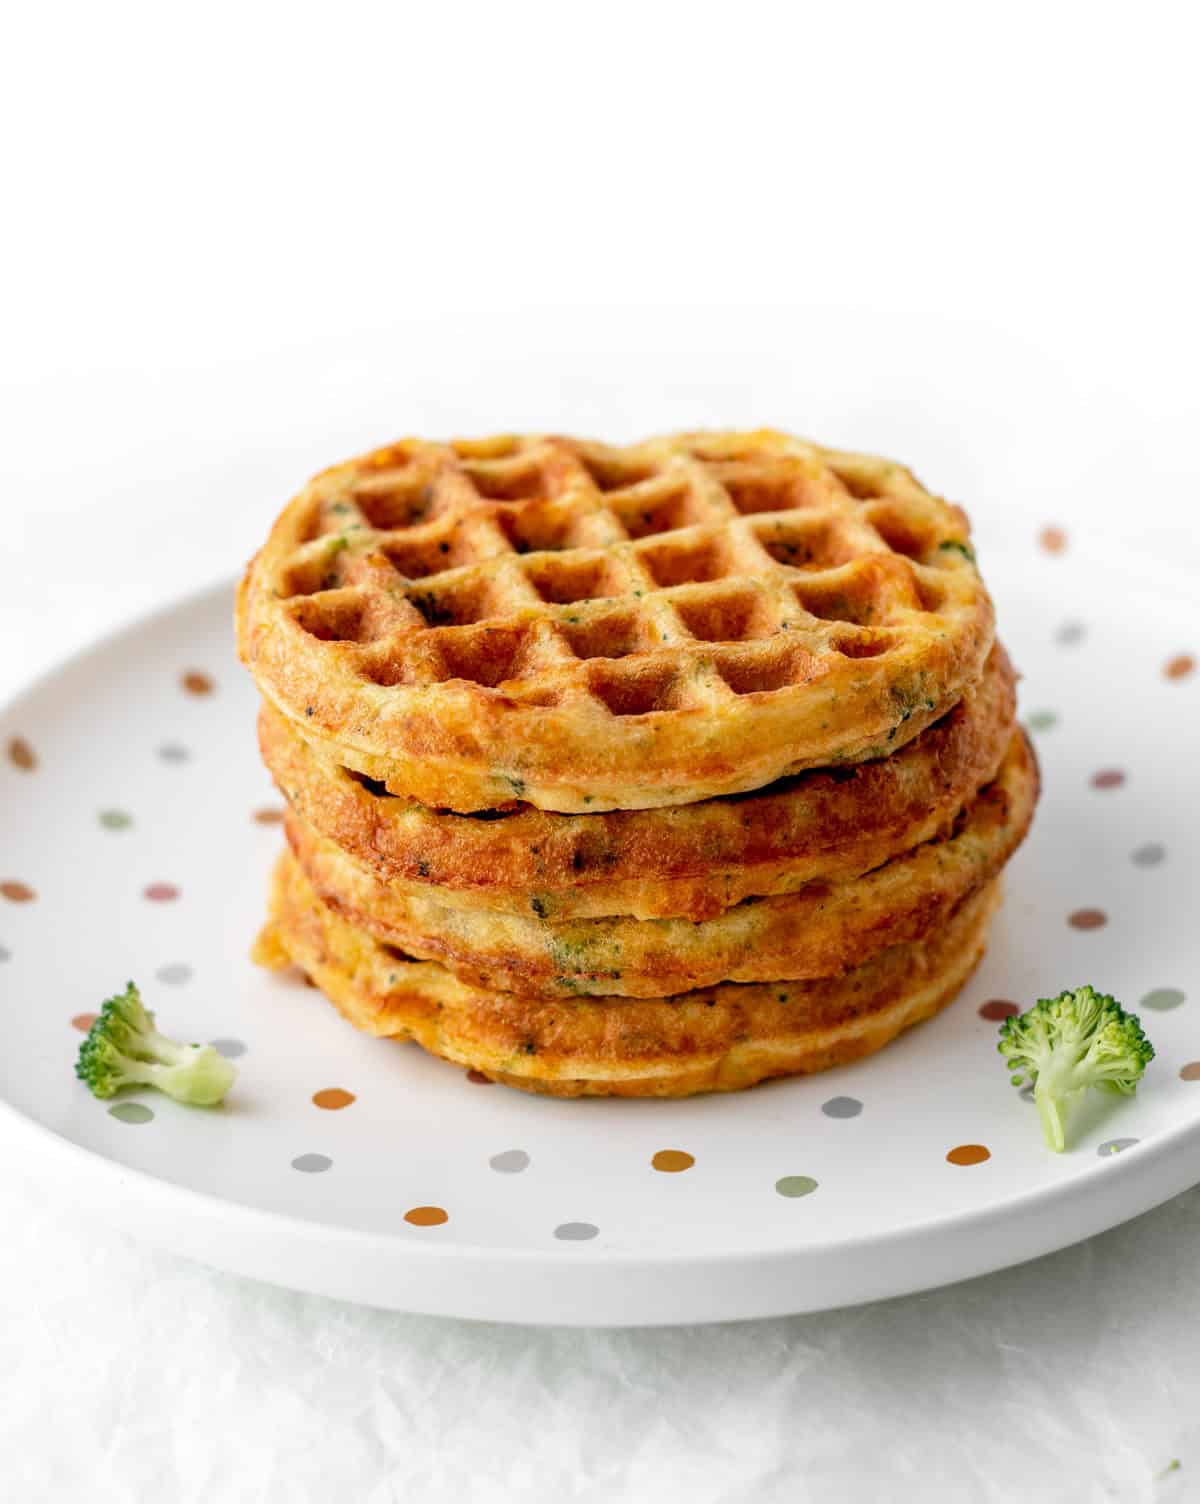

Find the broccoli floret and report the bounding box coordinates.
[998,986,1154,1152]
[75,982,236,1107]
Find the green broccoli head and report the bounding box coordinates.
[76,982,236,1107]
[998,986,1154,1152]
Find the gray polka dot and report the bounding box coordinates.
[210,1038,247,1058]
[489,1149,530,1174]
[155,963,193,986]
[1026,710,1058,733]
[157,742,190,764]
[1132,842,1166,868]
[554,1221,599,1241]
[821,1096,863,1119]
[108,1102,154,1124]
[98,809,133,831]
[1098,1137,1140,1157]
[1055,620,1086,646]
[1141,988,1185,1012]
[0,945,9,963]
[775,1175,819,1198]
[291,1153,332,1173]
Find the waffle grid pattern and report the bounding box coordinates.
[273,433,972,719]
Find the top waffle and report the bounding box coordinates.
[238,430,995,812]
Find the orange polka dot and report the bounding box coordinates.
[312,1088,356,1110]
[947,1144,991,1166]
[404,1205,448,1227]
[1,881,35,903]
[1180,1062,1200,1082]
[7,737,36,772]
[181,670,215,695]
[1039,526,1067,554]
[652,1149,695,1173]
[1069,908,1107,931]
[1165,654,1195,681]
[71,1012,98,1033]
[253,807,286,825]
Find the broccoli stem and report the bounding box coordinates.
[140,1025,196,1068]
[124,1052,234,1107]
[1034,1086,1067,1153]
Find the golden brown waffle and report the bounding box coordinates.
[238,430,995,812]
[260,643,1016,921]
[283,729,1036,997]
[256,852,1000,1098]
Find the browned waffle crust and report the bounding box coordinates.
[238,430,995,813]
[260,643,1016,921]
[282,729,1036,997]
[256,852,1001,1098]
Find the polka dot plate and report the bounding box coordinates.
[0,548,1196,1326]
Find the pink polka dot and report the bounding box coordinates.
[144,882,180,903]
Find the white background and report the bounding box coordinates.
[2,4,1199,1501]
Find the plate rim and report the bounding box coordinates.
[6,1086,1199,1324]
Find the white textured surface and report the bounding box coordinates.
[4,1,1200,1496]
[2,1177,1199,1503]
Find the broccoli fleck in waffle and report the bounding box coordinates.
[238,430,995,812]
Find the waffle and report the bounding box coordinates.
[260,643,1015,921]
[282,728,1036,998]
[237,430,995,812]
[257,850,1000,1097]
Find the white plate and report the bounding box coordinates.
[0,547,1196,1326]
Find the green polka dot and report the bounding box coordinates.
[1132,842,1166,868]
[156,963,193,985]
[490,1149,531,1173]
[1026,710,1058,733]
[108,1102,154,1124]
[99,809,133,831]
[554,1221,598,1241]
[291,1153,332,1173]
[1141,988,1185,1011]
[775,1175,819,1198]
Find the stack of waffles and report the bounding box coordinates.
[239,430,1037,1096]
